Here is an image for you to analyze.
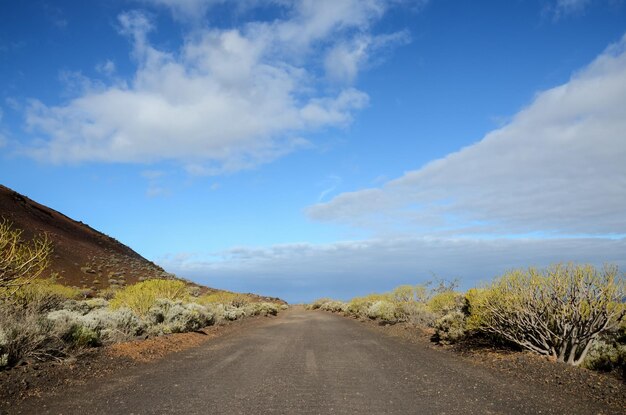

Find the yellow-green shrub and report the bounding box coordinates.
[5,278,81,311]
[346,293,389,317]
[468,264,625,366]
[197,291,252,307]
[427,291,462,315]
[110,279,188,316]
[0,219,52,292]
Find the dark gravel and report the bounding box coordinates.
[5,308,624,414]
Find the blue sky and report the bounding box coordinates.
[1,0,625,303]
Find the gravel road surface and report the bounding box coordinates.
[12,308,620,414]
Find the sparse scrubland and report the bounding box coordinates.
[310,264,626,378]
[0,220,286,370]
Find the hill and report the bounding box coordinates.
[0,184,285,303]
[0,184,191,293]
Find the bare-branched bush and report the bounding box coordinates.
[470,264,625,365]
[0,219,52,294]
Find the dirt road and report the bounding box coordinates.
[11,308,621,414]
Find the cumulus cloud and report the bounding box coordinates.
[161,236,626,302]
[24,1,407,173]
[307,34,626,236]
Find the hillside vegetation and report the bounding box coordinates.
[310,264,626,377]
[0,219,286,370]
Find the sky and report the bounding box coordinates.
[1,0,625,303]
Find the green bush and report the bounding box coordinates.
[197,291,252,307]
[319,301,347,313]
[367,300,399,322]
[468,264,625,366]
[427,291,463,315]
[308,298,333,310]
[110,279,189,316]
[68,325,101,348]
[147,299,214,333]
[433,311,467,344]
[245,302,280,316]
[8,278,81,312]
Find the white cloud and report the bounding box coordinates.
[325,31,409,83]
[307,34,626,236]
[161,236,626,302]
[96,60,117,76]
[553,0,591,17]
[137,0,225,20]
[24,2,406,173]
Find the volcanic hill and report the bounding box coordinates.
[0,184,189,292]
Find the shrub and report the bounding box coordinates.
[346,294,389,318]
[9,278,81,312]
[319,301,347,313]
[245,302,279,316]
[198,291,251,307]
[433,311,467,344]
[110,279,189,316]
[80,308,145,343]
[397,301,437,327]
[61,298,109,314]
[427,291,463,315]
[583,338,626,376]
[67,325,101,348]
[147,299,214,333]
[367,300,399,322]
[309,298,333,310]
[0,305,65,367]
[0,219,52,293]
[469,264,625,365]
[223,306,246,321]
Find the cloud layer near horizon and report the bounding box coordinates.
[162,236,626,302]
[24,1,406,174]
[307,34,626,236]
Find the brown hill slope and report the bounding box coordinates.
[0,184,179,292]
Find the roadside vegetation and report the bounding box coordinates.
[0,219,286,370]
[309,264,625,378]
